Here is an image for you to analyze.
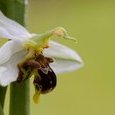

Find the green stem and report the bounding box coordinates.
[0,102,4,115]
[7,0,30,115]
[0,1,9,115]
[0,86,7,115]
[1,0,30,115]
[0,0,30,115]
[10,81,30,115]
[5,0,26,24]
[0,87,7,107]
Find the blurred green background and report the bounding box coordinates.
[28,0,115,115]
[5,0,115,115]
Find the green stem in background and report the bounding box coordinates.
[0,87,7,107]
[0,87,7,115]
[0,103,4,115]
[10,81,30,115]
[0,0,30,115]
[8,0,30,115]
[4,0,27,24]
[0,1,8,114]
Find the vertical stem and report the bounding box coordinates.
[5,0,27,24]
[0,103,4,115]
[0,87,7,107]
[0,0,29,115]
[0,86,7,115]
[10,81,30,115]
[0,1,8,114]
[2,0,30,115]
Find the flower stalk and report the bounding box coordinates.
[0,1,8,115]
[0,102,4,115]
[0,87,6,115]
[0,0,30,115]
[0,86,7,107]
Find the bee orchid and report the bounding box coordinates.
[0,11,84,103]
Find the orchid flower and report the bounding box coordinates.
[0,11,83,103]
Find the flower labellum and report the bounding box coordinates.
[0,11,84,103]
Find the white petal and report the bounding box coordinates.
[0,11,32,40]
[0,27,15,39]
[44,41,84,73]
[0,40,23,64]
[0,50,26,86]
[50,59,84,74]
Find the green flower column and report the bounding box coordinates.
[0,0,30,115]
